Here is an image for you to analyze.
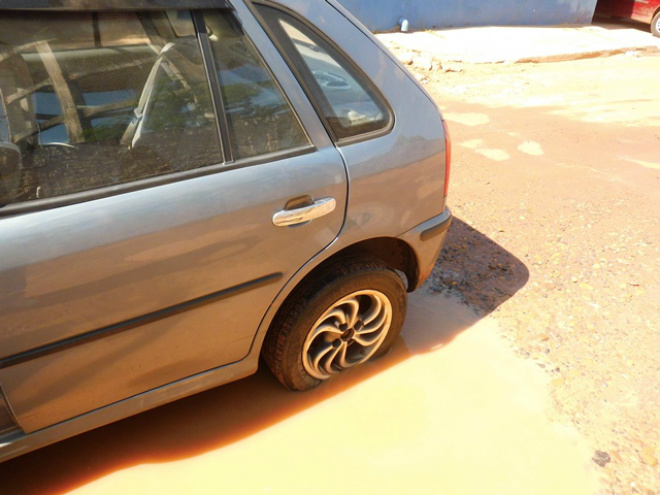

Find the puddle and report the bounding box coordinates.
[624,157,660,170]
[518,140,545,156]
[3,293,599,495]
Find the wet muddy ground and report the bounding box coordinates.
[0,291,599,495]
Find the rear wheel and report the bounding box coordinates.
[652,10,660,37]
[262,257,407,391]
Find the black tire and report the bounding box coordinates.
[262,257,407,391]
[652,10,660,37]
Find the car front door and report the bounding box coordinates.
[0,6,346,433]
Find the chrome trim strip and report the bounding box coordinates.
[0,0,231,11]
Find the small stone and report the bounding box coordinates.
[551,377,565,387]
[592,450,611,467]
[413,55,434,71]
[639,445,658,466]
[399,51,415,65]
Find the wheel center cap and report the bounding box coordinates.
[341,328,356,341]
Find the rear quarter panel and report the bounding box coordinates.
[241,0,449,360]
[257,0,448,245]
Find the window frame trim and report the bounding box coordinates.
[193,10,233,163]
[248,0,395,146]
[0,1,232,12]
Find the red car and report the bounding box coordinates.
[596,0,660,36]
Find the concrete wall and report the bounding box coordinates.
[336,0,599,31]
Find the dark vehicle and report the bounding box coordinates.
[0,0,451,461]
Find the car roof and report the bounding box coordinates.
[0,0,231,10]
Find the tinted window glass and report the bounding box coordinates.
[256,6,391,141]
[0,10,223,206]
[203,10,309,161]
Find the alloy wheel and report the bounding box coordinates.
[302,290,393,380]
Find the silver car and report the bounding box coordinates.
[0,0,451,461]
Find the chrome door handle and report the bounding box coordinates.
[272,197,337,227]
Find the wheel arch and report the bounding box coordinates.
[249,236,419,359]
[332,237,420,292]
[294,236,420,296]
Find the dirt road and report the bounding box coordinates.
[417,52,660,494]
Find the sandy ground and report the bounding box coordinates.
[411,52,660,494]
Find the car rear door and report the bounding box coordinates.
[0,4,346,433]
